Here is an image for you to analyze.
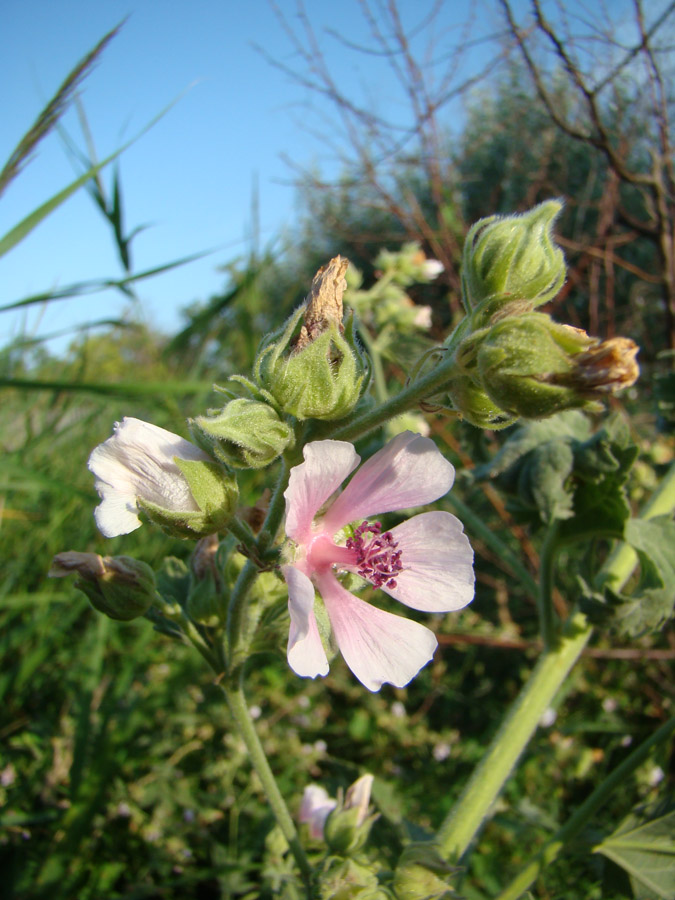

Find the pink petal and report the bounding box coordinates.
[315,570,437,692]
[382,511,475,612]
[283,565,329,679]
[284,441,360,543]
[322,432,454,532]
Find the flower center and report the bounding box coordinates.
[345,521,403,589]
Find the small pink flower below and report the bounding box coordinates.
[282,432,475,691]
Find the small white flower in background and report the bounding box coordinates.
[432,741,452,762]
[602,697,618,713]
[282,432,475,691]
[88,417,237,539]
[421,258,444,280]
[391,701,406,718]
[648,765,665,787]
[298,784,337,840]
[248,705,262,720]
[343,774,374,825]
[539,707,557,728]
[621,735,633,747]
[413,304,433,329]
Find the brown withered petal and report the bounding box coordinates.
[49,551,106,580]
[295,256,349,351]
[573,337,640,394]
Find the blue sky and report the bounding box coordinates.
[2,0,648,355]
[4,0,496,354]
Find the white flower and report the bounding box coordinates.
[421,259,444,280]
[88,417,236,538]
[298,785,337,840]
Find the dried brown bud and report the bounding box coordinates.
[49,551,106,579]
[295,255,349,351]
[571,337,640,393]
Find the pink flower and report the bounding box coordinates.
[282,432,474,691]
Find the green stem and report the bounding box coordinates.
[358,324,389,404]
[258,455,291,553]
[223,678,314,895]
[227,516,259,556]
[495,715,675,900]
[436,463,675,864]
[436,611,592,861]
[538,521,560,648]
[328,348,458,442]
[226,456,292,661]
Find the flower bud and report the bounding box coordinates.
[88,418,238,539]
[191,398,294,469]
[254,257,368,420]
[49,551,156,620]
[476,315,639,419]
[393,842,459,900]
[318,858,386,900]
[324,774,377,855]
[445,374,517,430]
[461,200,566,310]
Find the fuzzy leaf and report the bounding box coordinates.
[594,806,675,899]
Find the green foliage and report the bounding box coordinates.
[594,803,675,899]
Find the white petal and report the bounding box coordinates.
[316,571,437,692]
[323,432,455,532]
[88,418,210,537]
[283,565,330,679]
[299,785,337,840]
[284,441,360,544]
[382,511,475,611]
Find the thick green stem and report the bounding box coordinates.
[538,521,560,648]
[495,715,675,900]
[436,611,592,861]
[437,463,675,864]
[223,678,314,895]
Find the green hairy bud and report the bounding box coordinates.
[393,842,460,900]
[49,552,156,621]
[318,858,387,900]
[324,774,377,855]
[461,200,566,311]
[192,398,294,469]
[475,316,639,420]
[254,257,369,420]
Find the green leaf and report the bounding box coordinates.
[594,806,675,899]
[0,89,184,259]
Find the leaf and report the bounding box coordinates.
[0,89,185,259]
[472,410,590,479]
[594,806,675,899]
[0,23,123,197]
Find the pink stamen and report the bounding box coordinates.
[345,520,403,589]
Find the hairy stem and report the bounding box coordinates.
[223,678,314,895]
[436,611,592,860]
